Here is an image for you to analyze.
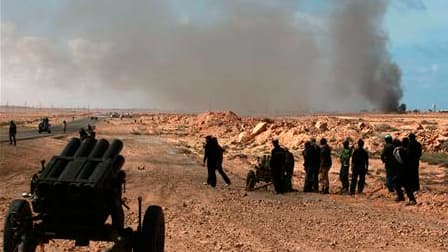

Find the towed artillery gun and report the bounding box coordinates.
[245,154,272,191]
[3,137,165,251]
[38,117,51,134]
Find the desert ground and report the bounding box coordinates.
[1,108,447,251]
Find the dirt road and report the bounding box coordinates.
[1,128,447,251]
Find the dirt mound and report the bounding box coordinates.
[195,111,241,126]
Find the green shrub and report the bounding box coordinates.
[421,152,448,168]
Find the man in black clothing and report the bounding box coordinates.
[283,148,295,192]
[381,134,395,192]
[63,120,67,133]
[270,139,286,194]
[9,120,16,145]
[203,135,218,187]
[395,137,419,205]
[213,137,231,186]
[350,139,369,194]
[405,133,422,204]
[309,138,321,192]
[303,141,313,192]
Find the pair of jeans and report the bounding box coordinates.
[340,165,349,191]
[319,166,331,191]
[350,167,366,194]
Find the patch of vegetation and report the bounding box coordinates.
[440,141,448,152]
[421,152,448,168]
[374,123,398,132]
[420,120,437,125]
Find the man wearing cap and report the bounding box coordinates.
[270,139,286,194]
[381,134,395,192]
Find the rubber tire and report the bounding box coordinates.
[3,199,36,252]
[246,170,256,191]
[135,205,165,252]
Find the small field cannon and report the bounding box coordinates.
[3,138,165,251]
[246,154,272,191]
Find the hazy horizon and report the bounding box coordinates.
[1,0,447,112]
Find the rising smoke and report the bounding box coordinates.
[1,0,403,113]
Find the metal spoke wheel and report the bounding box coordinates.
[3,200,37,252]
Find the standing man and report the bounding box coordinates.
[303,141,313,192]
[381,135,395,192]
[213,137,231,186]
[405,133,422,204]
[270,139,286,194]
[9,120,17,145]
[339,140,352,194]
[203,135,218,187]
[350,139,369,195]
[310,138,321,192]
[319,138,332,194]
[63,120,67,133]
[283,148,295,192]
[393,138,415,204]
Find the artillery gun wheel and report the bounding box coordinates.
[246,170,256,191]
[3,200,37,252]
[135,205,165,252]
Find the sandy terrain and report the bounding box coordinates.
[1,111,447,251]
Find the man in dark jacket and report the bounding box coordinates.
[213,137,231,186]
[283,148,295,192]
[397,134,421,205]
[310,138,321,192]
[270,139,286,194]
[350,139,369,194]
[9,120,17,145]
[381,134,395,192]
[319,138,332,194]
[303,141,313,192]
[393,138,415,204]
[406,133,422,193]
[203,135,218,187]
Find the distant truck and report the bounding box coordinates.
[38,118,51,134]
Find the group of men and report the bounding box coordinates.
[301,137,369,195]
[200,128,423,206]
[381,133,422,205]
[262,133,421,204]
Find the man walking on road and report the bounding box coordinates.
[203,135,218,187]
[9,120,16,145]
[63,120,67,133]
[213,137,231,186]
